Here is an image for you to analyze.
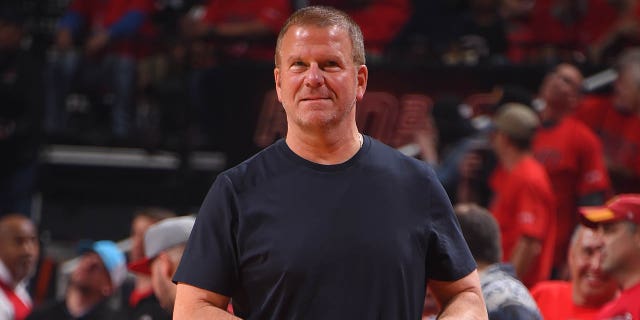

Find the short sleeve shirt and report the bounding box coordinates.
[533,117,611,266]
[596,282,640,320]
[489,156,556,287]
[531,281,603,320]
[174,136,476,319]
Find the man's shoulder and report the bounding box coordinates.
[220,140,285,179]
[365,137,434,172]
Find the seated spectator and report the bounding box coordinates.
[302,0,411,59]
[129,216,195,314]
[522,0,640,64]
[455,203,542,320]
[579,194,640,319]
[27,240,127,320]
[444,0,509,65]
[588,0,640,64]
[532,63,611,278]
[44,0,158,140]
[488,103,556,288]
[531,225,618,319]
[181,0,291,64]
[0,214,39,320]
[179,0,292,149]
[574,48,640,193]
[500,0,536,63]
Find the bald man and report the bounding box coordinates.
[532,63,611,277]
[0,214,39,320]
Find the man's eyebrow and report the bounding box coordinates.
[285,55,303,63]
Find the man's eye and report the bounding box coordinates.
[290,62,306,71]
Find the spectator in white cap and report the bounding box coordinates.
[27,240,126,320]
[129,216,195,313]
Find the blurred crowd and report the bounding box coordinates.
[1,0,640,319]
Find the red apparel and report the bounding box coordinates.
[308,0,411,54]
[201,0,291,61]
[526,0,640,53]
[530,281,602,320]
[533,117,611,269]
[574,95,640,193]
[489,156,556,288]
[596,281,640,320]
[0,280,30,320]
[67,0,157,59]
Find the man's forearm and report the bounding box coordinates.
[438,290,487,320]
[173,283,242,320]
[510,236,541,280]
[429,270,488,319]
[173,304,241,320]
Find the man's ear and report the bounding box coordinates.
[634,225,640,248]
[274,67,283,103]
[356,64,368,101]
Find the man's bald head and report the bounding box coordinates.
[0,214,39,285]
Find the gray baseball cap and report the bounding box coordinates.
[128,215,195,274]
[493,103,540,140]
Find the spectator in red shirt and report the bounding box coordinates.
[181,0,291,63]
[532,63,611,277]
[579,194,640,319]
[489,103,556,288]
[179,0,292,149]
[574,48,640,193]
[302,0,411,58]
[515,0,640,64]
[530,225,618,319]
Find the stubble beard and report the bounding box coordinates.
[289,99,356,131]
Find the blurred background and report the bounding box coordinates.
[1,0,638,304]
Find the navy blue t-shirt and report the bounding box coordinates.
[173,135,476,319]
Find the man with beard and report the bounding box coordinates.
[173,6,486,320]
[28,240,126,320]
[0,214,39,320]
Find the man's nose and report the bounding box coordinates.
[27,240,39,255]
[21,239,38,255]
[304,64,324,87]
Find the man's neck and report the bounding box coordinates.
[285,125,362,165]
[0,259,17,288]
[498,149,528,171]
[539,105,565,122]
[615,264,640,291]
[135,276,152,292]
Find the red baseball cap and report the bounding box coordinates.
[579,194,640,228]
